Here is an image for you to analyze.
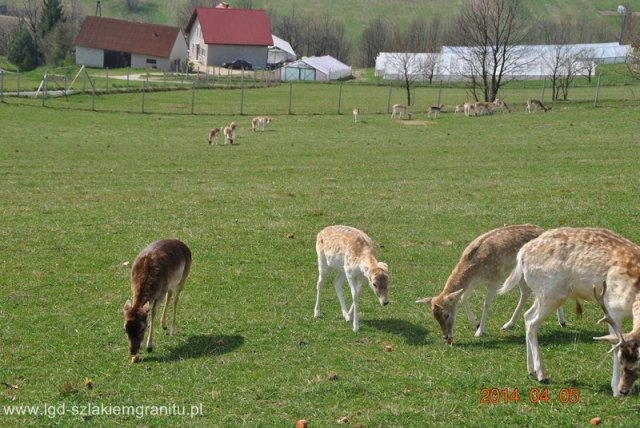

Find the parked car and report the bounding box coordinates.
[223,60,253,70]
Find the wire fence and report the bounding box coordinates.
[1,68,638,117]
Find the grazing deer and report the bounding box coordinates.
[463,102,477,117]
[251,116,272,132]
[208,127,221,145]
[594,281,640,396]
[526,99,547,113]
[427,104,444,119]
[454,104,465,115]
[499,227,640,396]
[123,239,192,363]
[416,224,570,344]
[390,103,413,120]
[352,107,360,123]
[474,101,493,116]
[314,225,390,332]
[224,121,237,144]
[491,99,511,113]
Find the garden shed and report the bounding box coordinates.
[276,55,352,81]
[268,35,296,67]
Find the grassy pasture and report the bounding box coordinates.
[1,87,640,427]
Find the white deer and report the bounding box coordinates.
[390,103,413,120]
[251,116,272,132]
[314,225,390,332]
[499,227,640,396]
[352,107,360,123]
[123,239,191,363]
[416,224,569,343]
[526,99,548,113]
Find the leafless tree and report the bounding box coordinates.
[449,0,529,102]
[386,52,424,106]
[359,17,389,67]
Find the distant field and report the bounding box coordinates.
[1,81,640,426]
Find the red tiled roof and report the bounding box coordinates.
[75,16,182,57]
[185,8,272,46]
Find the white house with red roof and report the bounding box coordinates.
[185,7,273,70]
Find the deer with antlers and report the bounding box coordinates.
[499,227,640,396]
[594,281,640,396]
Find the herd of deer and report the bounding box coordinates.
[125,222,640,396]
[207,116,273,145]
[384,99,547,121]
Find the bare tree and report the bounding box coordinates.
[386,52,423,106]
[359,17,389,67]
[449,0,529,102]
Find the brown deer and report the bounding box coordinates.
[123,239,192,363]
[427,104,444,119]
[314,225,390,332]
[223,121,237,144]
[208,127,221,145]
[499,227,640,396]
[526,99,547,113]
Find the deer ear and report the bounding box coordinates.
[124,300,132,312]
[377,262,388,272]
[446,289,465,303]
[416,297,432,305]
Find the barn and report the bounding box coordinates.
[276,56,352,81]
[75,16,188,71]
[185,7,272,70]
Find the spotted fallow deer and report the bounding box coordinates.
[314,225,390,332]
[427,104,444,119]
[123,239,191,363]
[224,121,237,144]
[499,227,640,396]
[390,103,413,120]
[416,224,570,344]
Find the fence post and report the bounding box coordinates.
[594,73,602,108]
[141,80,146,114]
[106,67,109,93]
[191,80,196,115]
[387,83,393,114]
[337,81,343,114]
[91,77,96,111]
[64,76,68,99]
[540,77,546,103]
[126,67,130,92]
[17,67,20,97]
[288,81,293,115]
[0,70,3,103]
[42,73,47,107]
[240,69,245,115]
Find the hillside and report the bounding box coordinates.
[2,0,639,33]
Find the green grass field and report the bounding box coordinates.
[1,84,640,427]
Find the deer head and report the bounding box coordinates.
[593,281,640,396]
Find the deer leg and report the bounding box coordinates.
[461,291,479,329]
[161,289,172,331]
[349,280,362,332]
[524,297,559,383]
[170,289,181,336]
[475,286,498,337]
[146,298,160,352]
[502,282,531,330]
[333,272,349,321]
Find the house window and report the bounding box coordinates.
[146,59,157,64]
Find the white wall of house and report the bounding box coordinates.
[75,46,104,68]
[187,19,207,67]
[206,44,267,68]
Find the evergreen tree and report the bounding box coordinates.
[8,23,40,71]
[39,0,65,40]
